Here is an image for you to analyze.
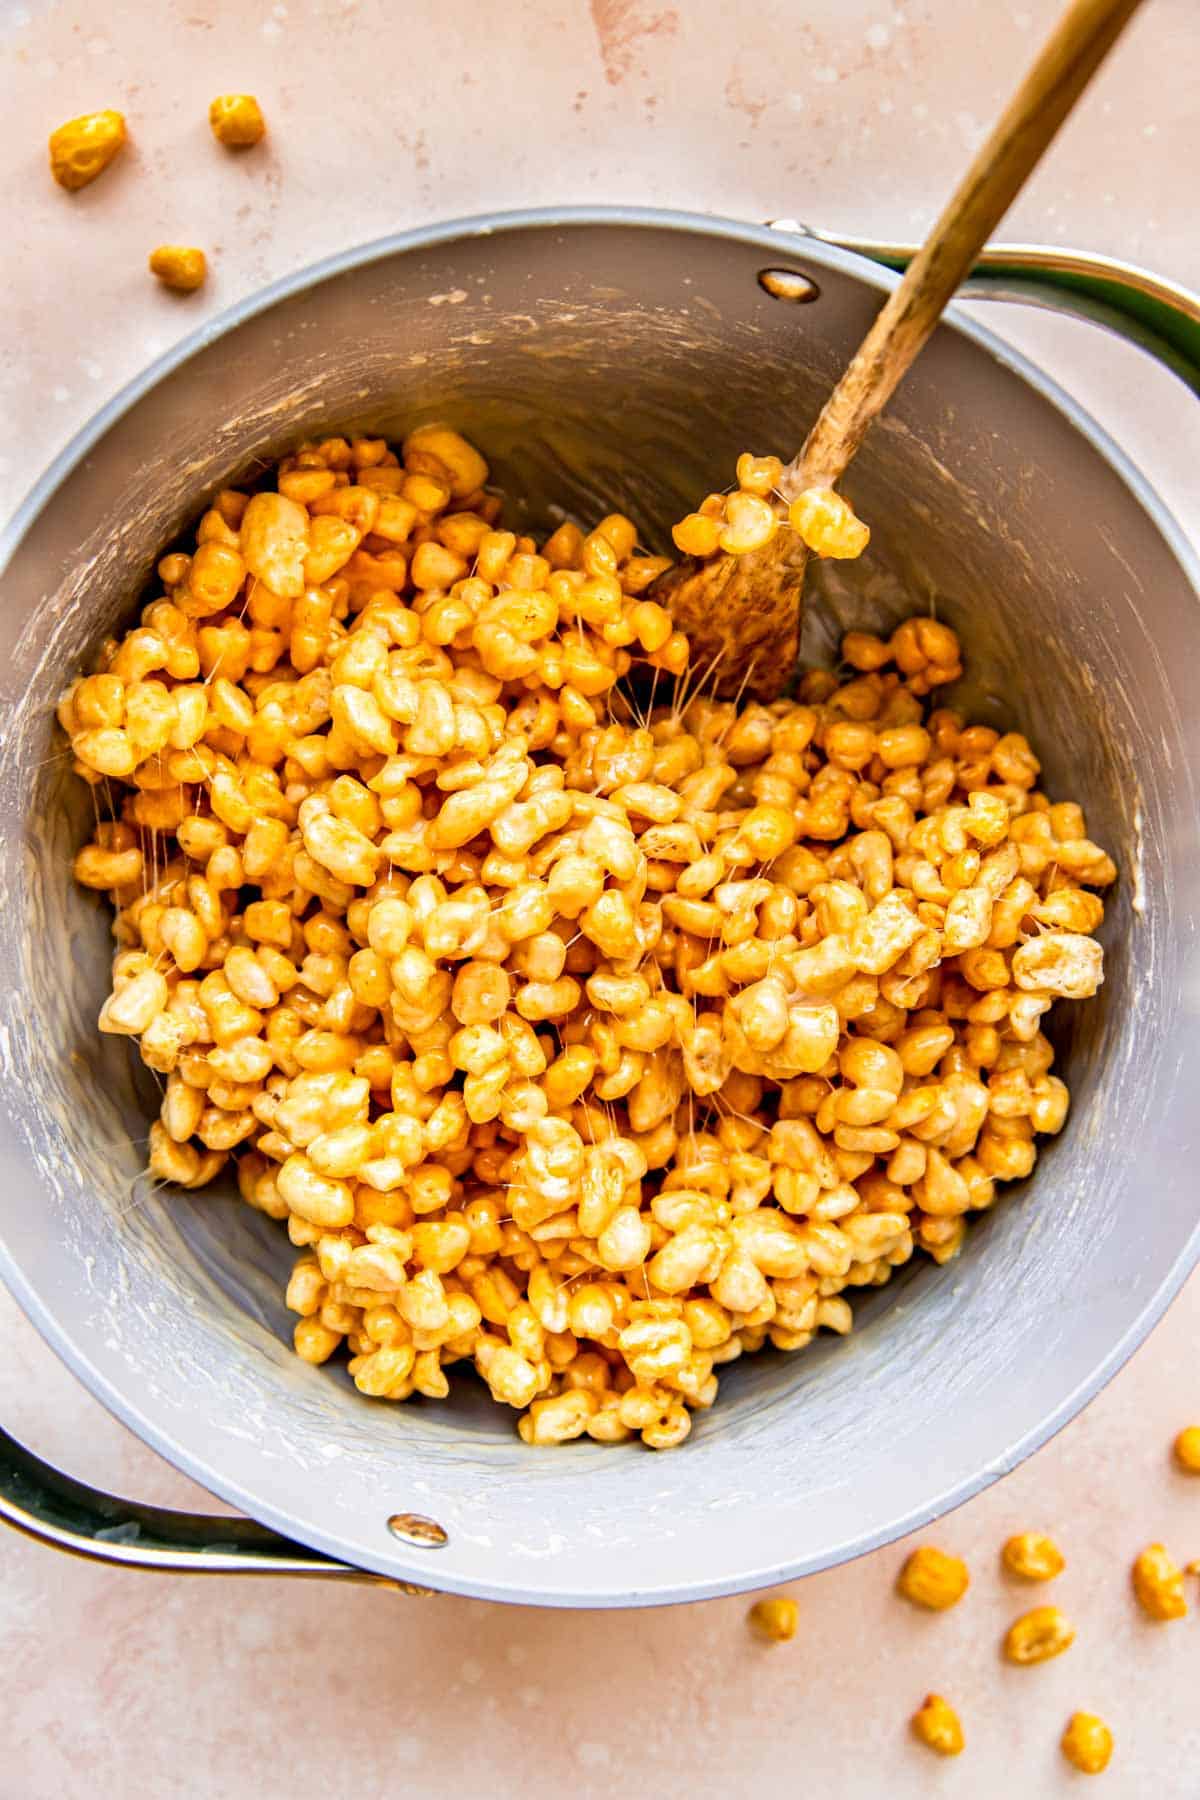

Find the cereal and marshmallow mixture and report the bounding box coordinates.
[63,427,1115,1449]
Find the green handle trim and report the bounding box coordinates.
[781,226,1200,397]
[0,1424,426,1586]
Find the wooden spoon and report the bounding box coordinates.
[653,0,1147,699]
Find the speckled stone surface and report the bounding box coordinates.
[2,1,1198,1793]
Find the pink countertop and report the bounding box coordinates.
[3,1,1199,1793]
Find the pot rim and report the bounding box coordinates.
[2,205,1199,1606]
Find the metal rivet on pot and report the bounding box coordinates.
[387,1511,448,1548]
[757,267,820,304]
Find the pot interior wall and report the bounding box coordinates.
[0,219,1195,1602]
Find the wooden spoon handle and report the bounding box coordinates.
[651,0,1147,701]
[790,0,1147,493]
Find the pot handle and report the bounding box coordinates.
[0,1423,429,1587]
[769,223,1200,396]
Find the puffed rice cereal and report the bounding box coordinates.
[62,426,1115,1448]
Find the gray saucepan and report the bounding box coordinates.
[0,208,1197,1607]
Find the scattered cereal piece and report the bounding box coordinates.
[148,246,208,293]
[1011,931,1103,1000]
[748,1596,798,1642]
[787,486,870,559]
[402,423,489,498]
[897,1546,969,1612]
[209,94,266,148]
[671,512,722,558]
[1004,1605,1076,1665]
[1131,1543,1187,1622]
[48,109,126,191]
[718,491,778,556]
[1001,1531,1065,1582]
[911,1694,964,1757]
[735,453,783,496]
[1172,1426,1200,1473]
[1061,1713,1113,1776]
